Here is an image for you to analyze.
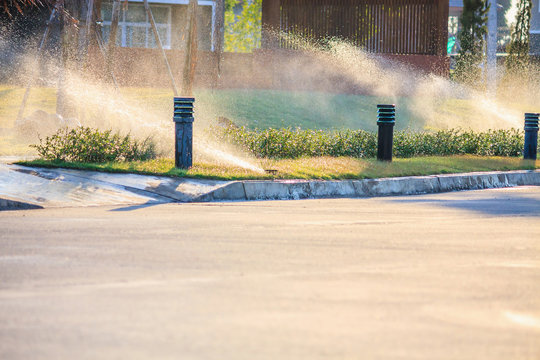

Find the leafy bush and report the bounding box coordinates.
[31,127,157,163]
[216,125,526,159]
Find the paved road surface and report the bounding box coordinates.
[1,187,539,359]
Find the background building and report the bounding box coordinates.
[531,0,540,54]
[100,0,218,51]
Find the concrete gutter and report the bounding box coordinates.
[0,196,43,211]
[0,163,539,209]
[0,164,231,209]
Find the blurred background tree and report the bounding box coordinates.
[454,0,489,86]
[224,0,261,53]
[505,0,532,76]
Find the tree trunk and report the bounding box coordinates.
[106,0,121,77]
[182,0,198,96]
[56,0,81,119]
[16,4,58,123]
[212,0,224,89]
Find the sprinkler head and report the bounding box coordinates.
[265,169,278,175]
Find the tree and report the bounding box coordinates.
[454,0,489,86]
[505,0,532,75]
[224,0,261,53]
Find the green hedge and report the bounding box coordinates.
[217,126,526,159]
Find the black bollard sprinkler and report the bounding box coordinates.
[173,97,195,168]
[524,113,539,161]
[377,104,396,162]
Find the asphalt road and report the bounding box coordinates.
[1,187,539,360]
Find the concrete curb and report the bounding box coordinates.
[196,170,540,202]
[0,197,44,211]
[2,164,539,208]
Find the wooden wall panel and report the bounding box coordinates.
[263,0,450,56]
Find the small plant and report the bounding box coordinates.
[30,127,157,163]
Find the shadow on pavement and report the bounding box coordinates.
[109,201,169,212]
[388,192,540,217]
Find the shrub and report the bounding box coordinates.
[215,125,525,159]
[31,127,157,163]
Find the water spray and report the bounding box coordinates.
[524,113,539,160]
[377,104,396,162]
[173,97,194,169]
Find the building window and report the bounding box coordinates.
[101,2,172,49]
[101,1,216,51]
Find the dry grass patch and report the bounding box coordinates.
[18,155,539,181]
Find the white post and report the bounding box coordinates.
[486,0,497,95]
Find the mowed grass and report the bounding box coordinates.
[1,85,536,132]
[0,86,420,131]
[0,86,57,155]
[1,85,516,133]
[0,85,57,128]
[19,155,539,181]
[199,89,422,131]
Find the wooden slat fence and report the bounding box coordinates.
[272,0,448,55]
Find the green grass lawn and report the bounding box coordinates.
[18,156,539,181]
[0,85,57,155]
[0,85,57,128]
[0,86,419,131]
[2,85,533,134]
[199,89,422,131]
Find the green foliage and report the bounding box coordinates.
[454,0,489,86]
[225,0,261,52]
[393,128,524,157]
[30,127,157,163]
[506,0,532,75]
[217,127,376,158]
[216,126,526,159]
